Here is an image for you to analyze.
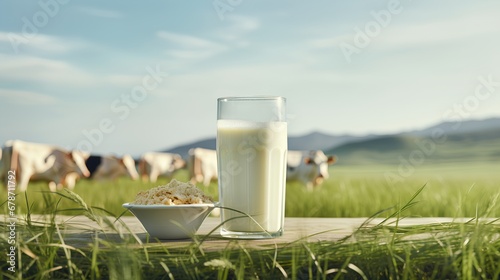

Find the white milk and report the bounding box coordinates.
[217,119,287,233]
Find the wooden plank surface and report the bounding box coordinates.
[10,215,475,250]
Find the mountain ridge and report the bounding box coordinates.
[163,117,500,163]
[328,120,500,165]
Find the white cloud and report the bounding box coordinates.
[226,15,260,32]
[308,35,352,49]
[0,52,161,102]
[157,31,223,49]
[157,31,227,60]
[308,11,500,53]
[0,32,89,54]
[214,15,260,43]
[0,54,95,87]
[0,89,59,105]
[78,7,124,19]
[164,49,220,60]
[156,16,260,62]
[375,13,500,51]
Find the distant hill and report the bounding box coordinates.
[165,137,215,157]
[406,117,500,137]
[328,123,500,165]
[163,132,345,157]
[287,131,374,151]
[164,117,500,164]
[164,131,358,157]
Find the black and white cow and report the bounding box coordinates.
[286,150,337,191]
[64,153,140,188]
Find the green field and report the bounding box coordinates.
[289,162,500,218]
[3,162,499,218]
[1,162,499,279]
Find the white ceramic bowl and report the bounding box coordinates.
[122,203,215,239]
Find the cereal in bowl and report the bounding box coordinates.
[133,179,214,205]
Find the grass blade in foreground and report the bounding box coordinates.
[1,187,499,279]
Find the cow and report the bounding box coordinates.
[286,150,337,191]
[64,153,140,187]
[85,154,139,181]
[187,148,218,187]
[138,152,185,182]
[0,140,91,192]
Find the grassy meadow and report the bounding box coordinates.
[2,162,499,218]
[1,162,500,279]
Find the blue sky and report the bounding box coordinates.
[1,0,499,156]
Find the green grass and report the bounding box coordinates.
[1,162,499,279]
[2,162,500,218]
[1,185,499,279]
[286,162,500,217]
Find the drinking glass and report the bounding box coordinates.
[217,96,287,239]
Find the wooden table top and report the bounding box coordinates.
[10,215,478,250]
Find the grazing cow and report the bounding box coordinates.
[187,148,217,186]
[64,153,140,187]
[286,150,337,191]
[85,154,139,181]
[138,152,185,182]
[0,140,91,192]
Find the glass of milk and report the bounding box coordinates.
[217,96,287,239]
